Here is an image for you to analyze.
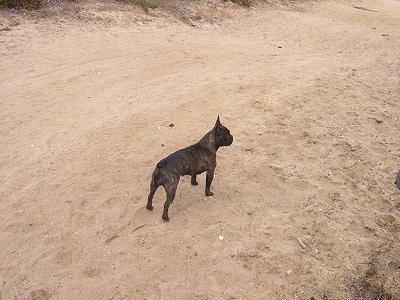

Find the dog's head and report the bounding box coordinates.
[214,116,233,147]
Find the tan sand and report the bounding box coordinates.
[0,0,399,299]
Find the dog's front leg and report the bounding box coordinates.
[191,175,199,186]
[205,170,214,196]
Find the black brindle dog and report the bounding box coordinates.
[146,116,233,221]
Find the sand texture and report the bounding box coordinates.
[1,0,400,299]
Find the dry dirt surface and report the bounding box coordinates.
[1,0,400,299]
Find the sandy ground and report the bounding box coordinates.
[1,0,400,299]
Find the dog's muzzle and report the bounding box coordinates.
[226,135,233,146]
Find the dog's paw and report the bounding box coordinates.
[162,215,170,222]
[205,191,214,197]
[191,181,199,186]
[146,205,153,211]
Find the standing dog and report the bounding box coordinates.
[146,116,233,221]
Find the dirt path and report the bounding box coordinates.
[1,0,399,299]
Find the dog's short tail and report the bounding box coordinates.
[156,160,166,168]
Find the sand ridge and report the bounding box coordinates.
[0,0,400,299]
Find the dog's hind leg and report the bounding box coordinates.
[162,182,178,222]
[146,175,159,211]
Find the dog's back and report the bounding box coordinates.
[156,143,214,177]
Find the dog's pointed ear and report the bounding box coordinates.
[215,115,221,126]
[214,116,222,135]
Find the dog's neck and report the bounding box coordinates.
[198,129,219,153]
